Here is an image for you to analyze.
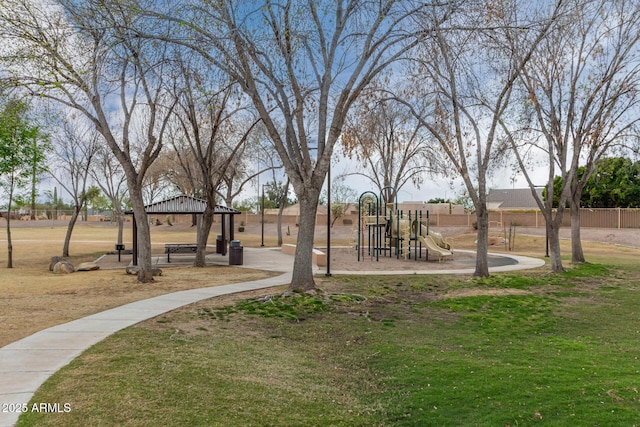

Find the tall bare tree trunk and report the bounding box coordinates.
[570,198,585,264]
[569,187,586,264]
[276,179,289,247]
[547,217,565,272]
[129,186,154,283]
[290,192,319,292]
[277,205,284,247]
[474,205,490,278]
[195,204,214,267]
[62,205,81,257]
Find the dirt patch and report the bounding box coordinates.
[518,227,640,249]
[145,285,288,335]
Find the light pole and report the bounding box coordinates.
[326,161,331,277]
[261,184,266,247]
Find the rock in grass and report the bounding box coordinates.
[125,266,162,276]
[49,256,64,271]
[77,262,100,271]
[53,261,74,274]
[125,265,138,275]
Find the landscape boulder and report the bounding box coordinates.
[77,262,100,271]
[125,265,163,276]
[53,261,75,274]
[49,256,64,271]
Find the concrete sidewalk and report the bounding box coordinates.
[0,247,544,426]
[0,272,291,427]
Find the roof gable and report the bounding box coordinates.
[487,188,542,210]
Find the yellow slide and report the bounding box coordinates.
[419,235,454,260]
[427,229,452,250]
[416,224,452,250]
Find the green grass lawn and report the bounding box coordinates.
[17,262,640,426]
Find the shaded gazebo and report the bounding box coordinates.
[126,195,241,265]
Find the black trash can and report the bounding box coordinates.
[229,240,243,265]
[216,235,226,254]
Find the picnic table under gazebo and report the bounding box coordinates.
[126,195,241,265]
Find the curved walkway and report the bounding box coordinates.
[0,248,543,427]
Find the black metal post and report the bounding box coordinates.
[132,214,138,266]
[326,162,331,277]
[221,214,227,256]
[261,184,265,247]
[545,227,549,257]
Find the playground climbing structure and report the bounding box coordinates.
[357,188,453,262]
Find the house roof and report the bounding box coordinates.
[127,195,240,215]
[486,188,542,210]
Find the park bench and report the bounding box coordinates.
[164,243,198,262]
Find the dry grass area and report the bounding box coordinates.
[0,223,278,347]
[451,227,640,266]
[0,265,277,348]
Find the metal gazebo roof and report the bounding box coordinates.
[127,195,240,215]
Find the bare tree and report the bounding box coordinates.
[404,1,562,277]
[506,0,640,269]
[50,114,100,257]
[90,146,129,248]
[142,0,439,290]
[171,57,260,266]
[217,130,282,209]
[342,95,434,203]
[142,155,176,204]
[321,177,358,227]
[0,0,177,281]
[161,143,204,198]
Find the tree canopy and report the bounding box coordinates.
[548,158,640,208]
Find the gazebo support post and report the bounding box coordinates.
[221,214,227,256]
[132,213,138,266]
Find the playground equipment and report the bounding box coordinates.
[413,223,453,261]
[357,188,453,262]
